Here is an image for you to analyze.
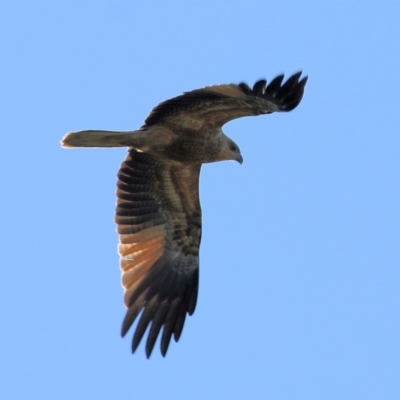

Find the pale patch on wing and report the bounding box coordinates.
[118,232,165,306]
[118,227,164,244]
[200,83,247,98]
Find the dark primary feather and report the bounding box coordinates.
[143,72,307,127]
[238,72,308,111]
[252,79,267,96]
[116,150,201,357]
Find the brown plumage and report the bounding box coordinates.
[61,72,308,357]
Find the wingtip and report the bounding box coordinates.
[239,71,308,112]
[299,75,309,87]
[276,71,308,112]
[160,346,168,358]
[121,325,128,338]
[145,348,152,359]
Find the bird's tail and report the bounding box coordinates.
[61,130,143,148]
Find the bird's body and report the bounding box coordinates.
[62,72,307,357]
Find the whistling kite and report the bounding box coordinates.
[62,72,308,357]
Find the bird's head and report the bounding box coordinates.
[217,135,243,164]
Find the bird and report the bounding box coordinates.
[61,71,308,358]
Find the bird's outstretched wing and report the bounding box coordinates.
[116,149,201,357]
[144,72,308,129]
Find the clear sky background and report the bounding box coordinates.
[1,1,399,399]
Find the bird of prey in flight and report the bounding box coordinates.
[61,72,307,358]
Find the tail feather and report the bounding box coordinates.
[61,130,141,148]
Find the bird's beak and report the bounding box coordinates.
[236,154,244,165]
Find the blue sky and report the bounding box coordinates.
[1,1,399,399]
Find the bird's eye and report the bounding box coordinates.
[230,143,237,152]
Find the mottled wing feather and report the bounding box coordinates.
[143,72,308,128]
[115,149,201,357]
